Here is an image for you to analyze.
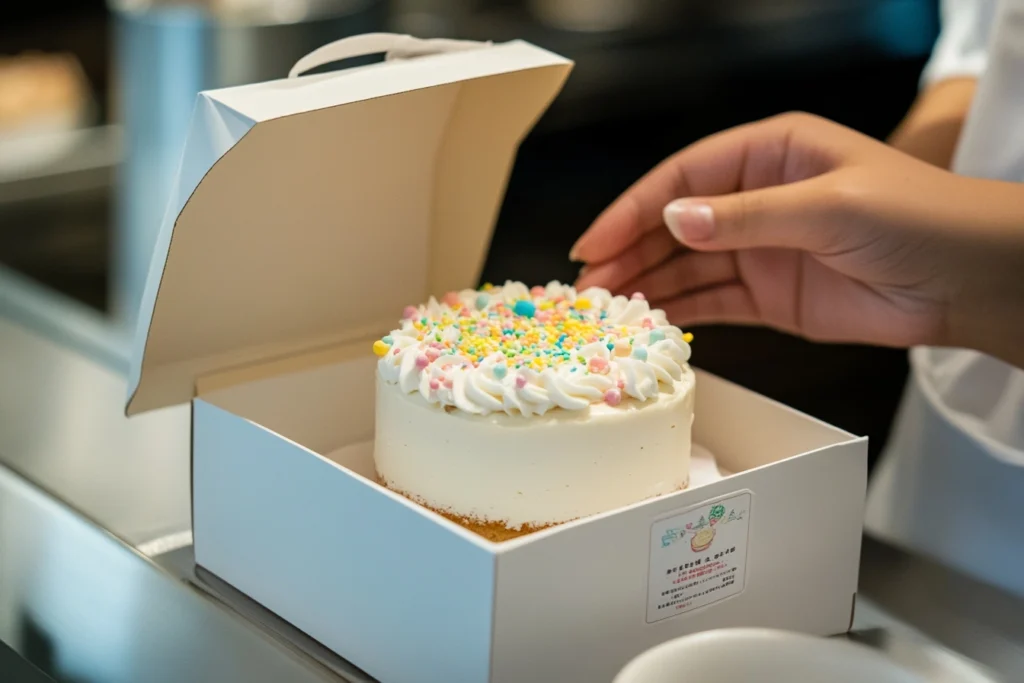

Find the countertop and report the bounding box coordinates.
[1,266,1022,682]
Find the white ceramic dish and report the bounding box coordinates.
[615,628,926,683]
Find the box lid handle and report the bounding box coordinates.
[288,33,491,79]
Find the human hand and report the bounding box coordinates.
[572,113,1024,367]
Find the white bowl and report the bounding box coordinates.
[615,629,926,683]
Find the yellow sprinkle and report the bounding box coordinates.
[683,332,694,343]
[574,297,591,310]
[539,301,554,310]
[373,340,390,357]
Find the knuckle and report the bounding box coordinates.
[769,111,822,129]
[821,171,872,220]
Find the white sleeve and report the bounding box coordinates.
[921,0,1000,86]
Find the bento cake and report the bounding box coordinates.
[372,281,695,541]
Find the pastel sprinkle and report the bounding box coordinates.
[683,332,694,343]
[513,300,536,317]
[382,284,693,386]
[604,389,622,406]
[631,292,645,300]
[429,379,440,391]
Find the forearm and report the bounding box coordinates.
[889,77,977,169]
[942,179,1024,369]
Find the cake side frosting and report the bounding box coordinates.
[373,281,693,416]
[374,370,695,532]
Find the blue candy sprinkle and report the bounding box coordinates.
[382,335,393,344]
[513,300,536,317]
[606,342,615,351]
[632,346,648,361]
[649,329,665,343]
[476,294,489,310]
[493,364,508,379]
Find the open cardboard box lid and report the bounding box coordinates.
[127,34,573,416]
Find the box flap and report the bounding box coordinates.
[127,36,573,415]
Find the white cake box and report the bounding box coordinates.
[127,33,868,683]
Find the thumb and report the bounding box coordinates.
[662,177,841,253]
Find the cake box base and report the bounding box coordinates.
[191,362,865,683]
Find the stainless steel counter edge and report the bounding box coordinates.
[0,461,351,683]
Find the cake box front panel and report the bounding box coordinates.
[191,359,865,683]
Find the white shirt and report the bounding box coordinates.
[864,0,1024,596]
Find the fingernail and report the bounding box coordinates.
[664,200,715,243]
[569,241,584,262]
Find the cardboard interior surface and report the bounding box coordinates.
[205,360,855,472]
[128,41,572,416]
[203,360,855,537]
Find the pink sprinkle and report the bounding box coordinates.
[426,347,441,361]
[631,292,646,301]
[444,378,454,389]
[460,307,471,317]
[604,389,622,406]
[588,356,608,373]
[393,348,401,356]
[642,317,654,329]
[415,355,430,370]
[617,379,625,390]
[515,374,528,389]
[403,306,418,319]
[442,291,461,306]
[536,311,551,323]
[531,286,545,297]
[429,379,440,391]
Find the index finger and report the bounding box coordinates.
[570,113,847,264]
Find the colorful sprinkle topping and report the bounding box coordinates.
[375,281,694,416]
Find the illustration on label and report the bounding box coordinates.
[659,502,747,553]
[647,491,752,623]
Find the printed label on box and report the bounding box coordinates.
[647,491,752,623]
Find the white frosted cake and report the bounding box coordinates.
[373,281,695,541]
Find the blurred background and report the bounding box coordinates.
[0,0,939,465]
